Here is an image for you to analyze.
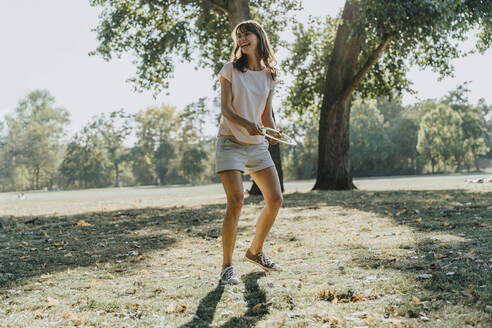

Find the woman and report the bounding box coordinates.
[215,20,283,285]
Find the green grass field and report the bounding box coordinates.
[1,173,491,327]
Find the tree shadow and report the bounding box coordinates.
[254,189,492,306]
[181,272,267,328]
[0,203,234,289]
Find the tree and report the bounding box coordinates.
[443,83,490,171]
[285,0,492,189]
[181,148,209,183]
[91,109,133,187]
[349,99,391,176]
[59,126,113,189]
[417,104,464,174]
[134,104,178,184]
[89,0,302,193]
[4,90,70,190]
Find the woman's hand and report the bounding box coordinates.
[246,122,264,136]
[266,129,283,145]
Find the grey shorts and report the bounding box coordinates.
[215,135,275,175]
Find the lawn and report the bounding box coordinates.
[1,173,491,327]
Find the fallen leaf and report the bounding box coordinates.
[47,299,59,307]
[53,242,64,247]
[253,303,262,310]
[77,220,91,227]
[60,311,70,319]
[90,279,102,287]
[41,273,53,280]
[35,309,44,319]
[415,218,422,222]
[412,296,421,304]
[443,221,450,226]
[70,314,84,326]
[165,304,176,313]
[107,273,114,279]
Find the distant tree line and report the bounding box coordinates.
[280,84,491,180]
[0,91,217,192]
[1,84,490,192]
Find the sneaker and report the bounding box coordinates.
[219,265,240,285]
[245,249,282,272]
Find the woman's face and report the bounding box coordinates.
[236,29,258,57]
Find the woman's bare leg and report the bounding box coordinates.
[219,170,244,270]
[248,166,283,254]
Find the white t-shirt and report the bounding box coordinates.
[217,62,278,144]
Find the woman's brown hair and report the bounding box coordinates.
[230,20,277,82]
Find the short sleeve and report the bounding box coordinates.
[218,62,233,83]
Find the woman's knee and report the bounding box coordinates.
[267,193,283,209]
[227,193,244,211]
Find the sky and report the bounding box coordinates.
[1,0,491,137]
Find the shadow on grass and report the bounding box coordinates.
[248,189,491,306]
[0,203,231,289]
[181,272,267,328]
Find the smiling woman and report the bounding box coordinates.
[214,20,284,285]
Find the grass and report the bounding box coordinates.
[0,174,491,327]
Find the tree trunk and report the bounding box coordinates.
[314,0,360,190]
[313,0,393,190]
[35,165,40,190]
[115,163,120,187]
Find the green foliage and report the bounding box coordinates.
[181,147,208,184]
[280,112,318,180]
[417,104,464,173]
[59,128,113,188]
[349,99,392,176]
[281,16,338,117]
[1,90,70,190]
[89,0,301,94]
[284,0,492,117]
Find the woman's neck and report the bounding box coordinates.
[247,56,263,71]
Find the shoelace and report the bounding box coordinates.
[222,266,234,280]
[258,252,274,267]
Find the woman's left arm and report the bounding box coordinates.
[261,89,281,145]
[260,89,276,129]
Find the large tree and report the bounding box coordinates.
[89,0,301,193]
[285,0,491,189]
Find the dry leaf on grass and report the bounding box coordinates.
[70,314,84,326]
[47,299,59,307]
[165,303,187,313]
[77,220,91,227]
[40,273,53,280]
[35,309,44,319]
[90,279,103,287]
[412,296,421,304]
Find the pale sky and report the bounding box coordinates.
[1,0,491,137]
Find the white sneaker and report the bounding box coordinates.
[219,265,240,285]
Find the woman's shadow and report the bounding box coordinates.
[181,271,268,328]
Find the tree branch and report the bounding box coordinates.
[340,33,394,104]
[206,0,228,15]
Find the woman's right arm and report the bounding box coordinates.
[219,76,263,136]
